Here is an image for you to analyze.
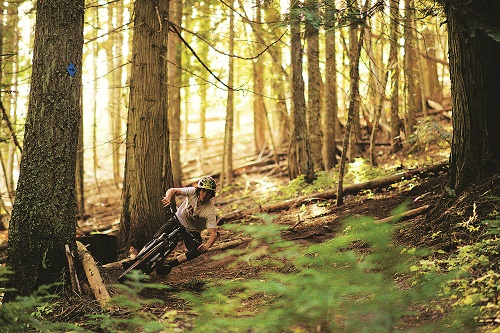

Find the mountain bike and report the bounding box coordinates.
[118,206,195,283]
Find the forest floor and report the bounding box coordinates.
[3,115,500,331]
[65,132,496,332]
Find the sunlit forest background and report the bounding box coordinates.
[0,0,450,222]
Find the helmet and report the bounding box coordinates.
[197,176,216,192]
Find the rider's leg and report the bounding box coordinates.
[156,231,202,275]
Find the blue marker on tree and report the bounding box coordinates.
[67,63,76,77]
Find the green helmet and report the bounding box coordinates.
[198,176,216,192]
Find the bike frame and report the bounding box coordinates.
[118,206,200,283]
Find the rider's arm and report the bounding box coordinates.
[162,188,182,207]
[198,227,218,253]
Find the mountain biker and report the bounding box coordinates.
[154,176,218,276]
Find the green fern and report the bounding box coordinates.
[184,211,477,333]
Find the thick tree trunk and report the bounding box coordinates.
[118,0,172,251]
[6,0,84,297]
[445,1,500,192]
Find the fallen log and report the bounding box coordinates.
[76,241,110,308]
[65,244,81,294]
[208,237,252,251]
[218,162,448,224]
[375,204,430,224]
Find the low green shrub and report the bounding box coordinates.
[183,211,477,332]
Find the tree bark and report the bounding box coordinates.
[323,0,338,170]
[118,0,173,251]
[6,0,84,297]
[444,0,500,192]
[389,0,402,153]
[265,2,290,148]
[168,0,183,187]
[337,14,366,206]
[65,244,81,294]
[306,0,324,172]
[288,1,315,183]
[253,1,267,154]
[348,0,361,160]
[403,0,419,136]
[112,0,125,187]
[221,0,235,187]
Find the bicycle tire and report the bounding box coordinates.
[118,241,167,283]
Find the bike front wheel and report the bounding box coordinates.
[118,241,167,283]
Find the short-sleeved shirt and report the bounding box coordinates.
[176,187,217,232]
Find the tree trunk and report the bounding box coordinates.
[337,17,366,206]
[323,0,338,170]
[3,1,20,200]
[168,0,183,187]
[445,0,500,192]
[253,1,267,154]
[6,0,84,297]
[306,0,324,172]
[222,0,235,187]
[91,6,100,191]
[265,2,290,148]
[421,27,443,104]
[389,0,402,153]
[403,0,419,136]
[288,1,315,183]
[370,69,390,166]
[348,0,361,160]
[76,91,85,219]
[118,0,172,251]
[103,0,125,187]
[196,5,210,156]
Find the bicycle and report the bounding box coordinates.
[118,206,197,283]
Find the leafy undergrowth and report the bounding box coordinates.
[3,133,500,332]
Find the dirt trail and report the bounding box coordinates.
[95,169,446,311]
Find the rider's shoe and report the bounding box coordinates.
[122,260,133,270]
[156,264,172,276]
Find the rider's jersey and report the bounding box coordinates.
[175,187,217,232]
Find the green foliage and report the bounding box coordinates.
[183,211,474,332]
[416,222,500,327]
[345,158,387,184]
[0,268,85,333]
[3,209,499,332]
[0,268,181,333]
[275,160,388,201]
